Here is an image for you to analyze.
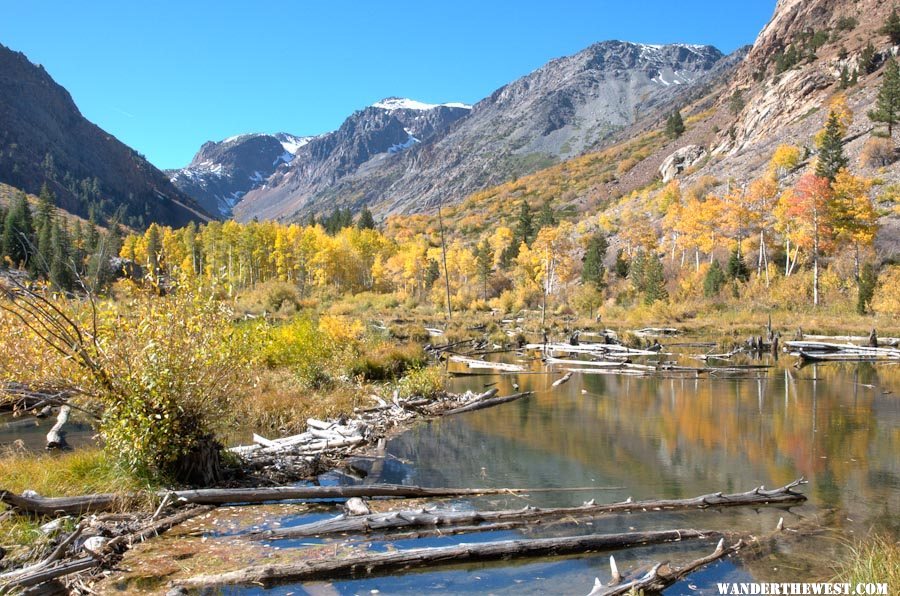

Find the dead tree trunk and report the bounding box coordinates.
[254,480,807,540]
[443,391,532,415]
[0,483,613,516]
[173,529,718,590]
[46,405,70,450]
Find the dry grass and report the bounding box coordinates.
[0,448,148,563]
[834,535,900,594]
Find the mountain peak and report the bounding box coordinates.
[371,97,472,111]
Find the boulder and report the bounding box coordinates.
[659,145,707,183]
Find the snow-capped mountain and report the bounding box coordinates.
[167,132,314,217]
[230,41,730,221]
[228,99,471,221]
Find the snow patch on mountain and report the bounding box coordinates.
[372,97,472,111]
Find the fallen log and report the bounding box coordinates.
[551,372,573,387]
[443,391,532,416]
[173,528,718,589]
[448,355,525,372]
[0,490,123,516]
[254,480,807,540]
[0,484,621,515]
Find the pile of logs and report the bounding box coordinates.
[229,387,534,471]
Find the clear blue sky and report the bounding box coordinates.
[1,1,775,170]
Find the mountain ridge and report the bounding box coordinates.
[0,43,210,229]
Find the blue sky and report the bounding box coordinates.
[1,1,775,170]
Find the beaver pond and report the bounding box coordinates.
[4,338,898,594]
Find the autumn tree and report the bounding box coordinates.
[769,144,802,178]
[783,174,834,306]
[830,169,878,279]
[868,58,900,138]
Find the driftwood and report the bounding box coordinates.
[0,484,618,516]
[173,529,718,589]
[587,537,743,596]
[0,505,214,591]
[443,391,532,415]
[254,480,807,541]
[551,372,573,387]
[45,406,70,450]
[448,355,525,372]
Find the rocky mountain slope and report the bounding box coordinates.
[167,133,312,217]
[0,43,209,228]
[229,41,730,222]
[231,99,471,221]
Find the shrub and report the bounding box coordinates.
[348,341,426,381]
[396,366,445,399]
[871,265,900,315]
[860,137,896,168]
[0,279,248,484]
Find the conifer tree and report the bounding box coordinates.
[857,263,877,315]
[703,259,726,297]
[537,200,556,229]
[2,191,34,268]
[726,247,749,282]
[49,220,74,291]
[641,253,668,305]
[514,201,534,246]
[475,239,492,299]
[815,110,848,180]
[881,6,900,45]
[869,58,900,138]
[665,109,685,139]
[860,42,877,75]
[356,206,376,230]
[581,233,607,286]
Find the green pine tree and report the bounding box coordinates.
[614,249,629,278]
[356,206,376,230]
[2,191,34,268]
[641,253,668,305]
[881,6,900,45]
[537,200,556,229]
[49,221,74,291]
[857,263,877,314]
[703,259,726,297]
[665,109,686,139]
[868,58,900,138]
[726,247,749,282]
[581,233,608,286]
[475,239,492,299]
[515,201,535,246]
[815,110,848,180]
[146,223,162,276]
[860,42,877,75]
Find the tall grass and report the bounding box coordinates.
[835,535,900,593]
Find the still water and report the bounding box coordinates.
[245,347,899,595]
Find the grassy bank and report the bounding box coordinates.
[836,535,900,594]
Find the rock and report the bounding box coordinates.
[81,536,109,557]
[343,497,372,516]
[39,515,72,535]
[659,145,707,183]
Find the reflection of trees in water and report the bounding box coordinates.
[439,361,899,522]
